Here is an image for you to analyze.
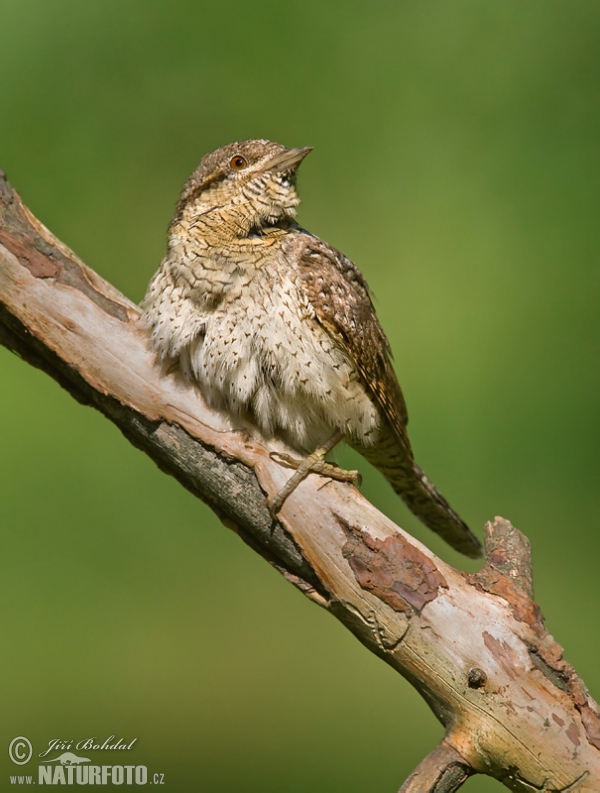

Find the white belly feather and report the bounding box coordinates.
[181,274,380,451]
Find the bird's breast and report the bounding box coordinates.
[180,256,381,451]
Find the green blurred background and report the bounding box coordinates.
[1,1,599,789]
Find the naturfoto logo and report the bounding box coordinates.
[9,735,165,787]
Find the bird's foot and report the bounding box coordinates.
[268,432,361,517]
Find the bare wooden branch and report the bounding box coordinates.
[1,171,599,790]
[398,741,473,793]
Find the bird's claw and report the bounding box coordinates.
[268,443,362,517]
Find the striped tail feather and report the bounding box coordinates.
[357,429,482,559]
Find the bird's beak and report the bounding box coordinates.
[263,146,313,173]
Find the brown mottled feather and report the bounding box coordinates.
[296,236,482,559]
[296,237,410,447]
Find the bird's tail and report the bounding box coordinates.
[357,429,482,559]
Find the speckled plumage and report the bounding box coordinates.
[142,139,482,558]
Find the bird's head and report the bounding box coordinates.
[172,139,312,236]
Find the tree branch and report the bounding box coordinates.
[1,171,599,790]
[398,741,473,793]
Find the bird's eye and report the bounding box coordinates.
[230,155,248,170]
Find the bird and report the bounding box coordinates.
[141,139,482,559]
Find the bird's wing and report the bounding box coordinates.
[292,235,482,560]
[294,235,410,443]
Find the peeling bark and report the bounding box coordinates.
[341,517,448,614]
[1,172,599,791]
